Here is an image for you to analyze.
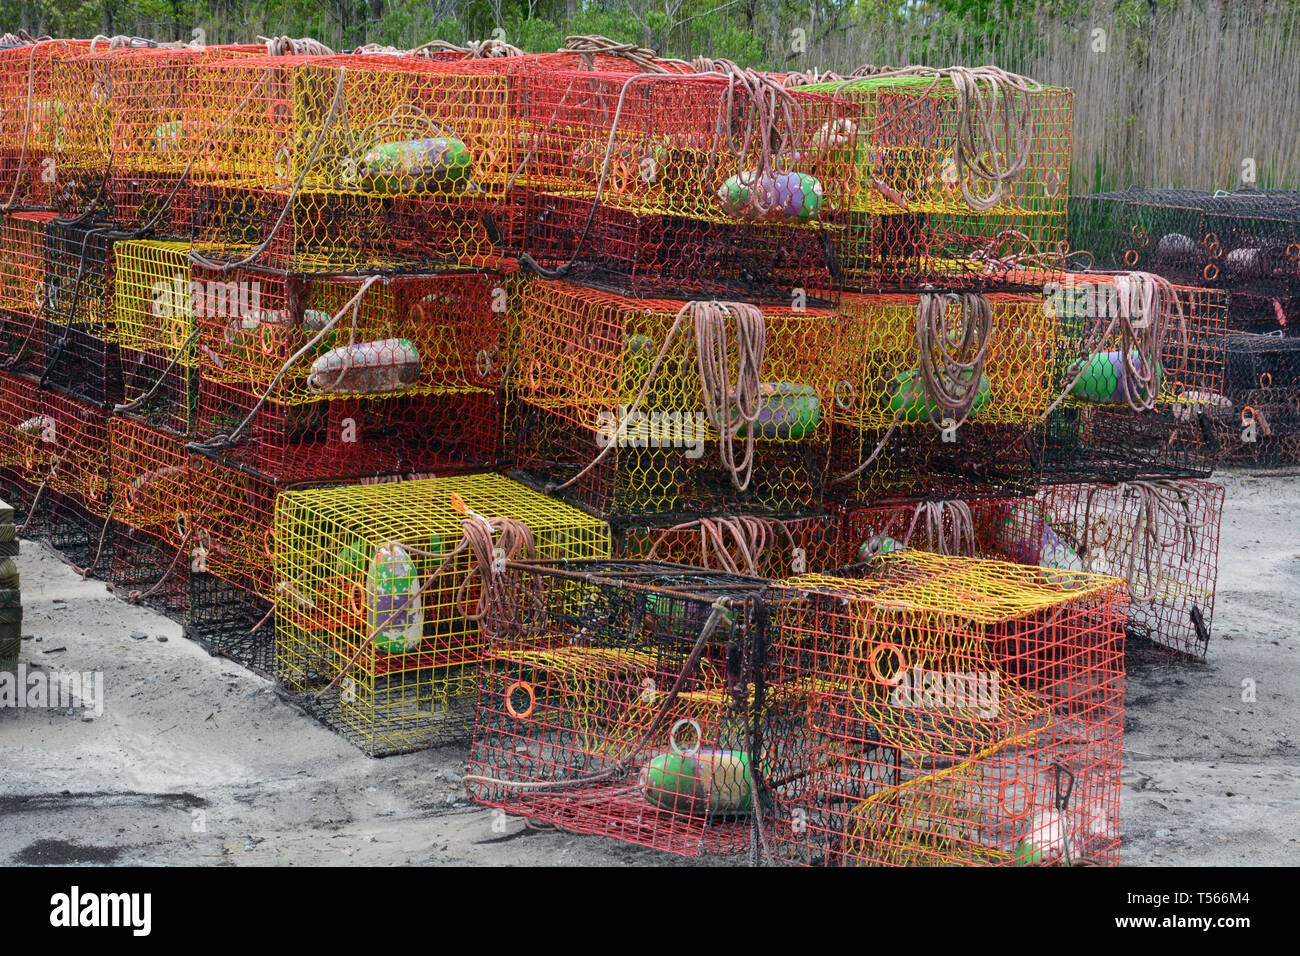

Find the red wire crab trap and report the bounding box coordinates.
[833,497,1059,568]
[760,551,1126,866]
[466,559,770,858]
[274,473,611,755]
[1210,332,1300,468]
[789,70,1072,292]
[11,388,114,569]
[612,512,843,580]
[40,218,125,407]
[189,266,504,480]
[1035,480,1225,659]
[0,39,95,211]
[1038,273,1228,483]
[0,210,55,376]
[824,290,1052,502]
[510,67,850,302]
[506,279,836,519]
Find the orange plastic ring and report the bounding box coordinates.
[1129,224,1145,241]
[1287,243,1300,260]
[1241,405,1256,426]
[1123,249,1139,267]
[349,581,366,618]
[1092,517,1113,548]
[504,681,535,719]
[867,642,904,685]
[1260,372,1272,389]
[1203,263,1219,282]
[262,526,276,560]
[998,779,1032,819]
[526,360,540,390]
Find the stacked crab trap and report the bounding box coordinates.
[0,33,1256,866]
[1071,187,1300,468]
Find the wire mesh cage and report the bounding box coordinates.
[516,186,840,303]
[825,290,1051,500]
[188,266,505,479]
[833,496,1060,568]
[0,211,55,376]
[801,73,1072,291]
[108,416,190,539]
[275,472,611,755]
[613,512,842,580]
[762,551,1126,866]
[1068,188,1300,300]
[1035,480,1224,659]
[102,521,191,619]
[1038,273,1228,483]
[466,558,769,857]
[41,218,123,405]
[186,571,275,676]
[0,40,95,211]
[507,280,835,518]
[1208,332,1300,467]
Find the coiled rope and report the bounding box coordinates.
[838,65,1040,211]
[644,516,798,577]
[1080,481,1202,605]
[259,35,334,56]
[833,292,994,483]
[1038,271,1187,422]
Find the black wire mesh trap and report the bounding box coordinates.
[466,559,771,857]
[40,219,124,407]
[1211,332,1300,467]
[186,571,276,677]
[101,522,191,621]
[1068,187,1300,299]
[1036,480,1224,659]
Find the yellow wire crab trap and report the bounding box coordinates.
[762,551,1126,866]
[186,53,511,198]
[274,472,610,755]
[466,559,769,857]
[830,291,1055,432]
[113,239,201,433]
[0,211,55,376]
[0,39,94,210]
[508,279,836,518]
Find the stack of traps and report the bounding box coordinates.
[467,552,1125,865]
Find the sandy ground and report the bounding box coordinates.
[0,470,1296,867]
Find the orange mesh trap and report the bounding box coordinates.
[762,551,1125,866]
